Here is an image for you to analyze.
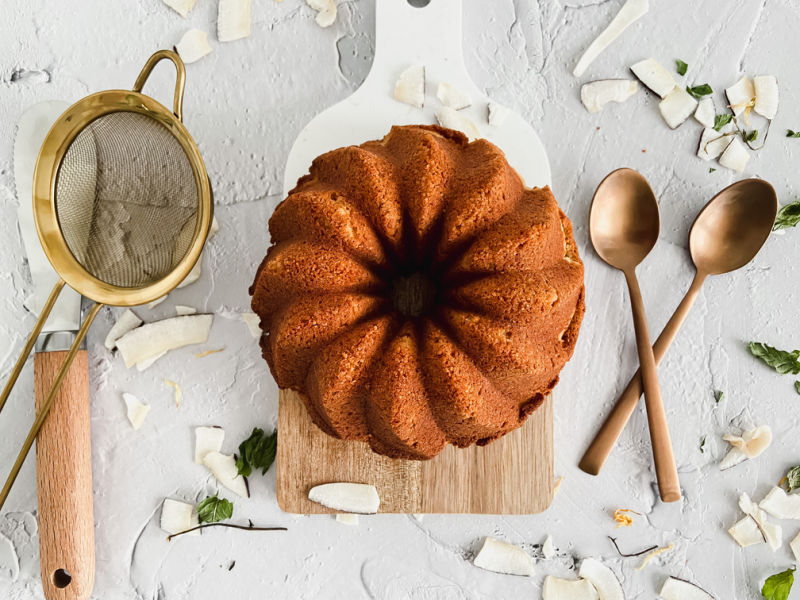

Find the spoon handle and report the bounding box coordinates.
[579,271,707,475]
[623,269,681,502]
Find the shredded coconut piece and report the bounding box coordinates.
[635,543,674,570]
[164,379,182,407]
[613,508,639,528]
[195,348,225,358]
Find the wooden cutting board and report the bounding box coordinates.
[276,389,554,514]
[276,0,555,515]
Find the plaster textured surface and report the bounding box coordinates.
[0,1,799,598]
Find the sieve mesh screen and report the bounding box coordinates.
[55,111,199,288]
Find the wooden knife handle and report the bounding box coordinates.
[34,350,95,600]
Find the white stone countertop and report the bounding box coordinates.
[1,0,799,598]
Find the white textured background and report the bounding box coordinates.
[1,0,799,598]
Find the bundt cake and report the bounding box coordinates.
[250,125,584,460]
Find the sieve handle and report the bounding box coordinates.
[35,350,95,600]
[133,49,186,121]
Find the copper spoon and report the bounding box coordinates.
[580,178,778,476]
[588,168,681,503]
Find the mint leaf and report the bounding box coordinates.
[762,567,794,600]
[713,114,733,131]
[795,381,800,395]
[686,84,713,98]
[699,436,706,453]
[676,59,688,76]
[774,201,800,231]
[745,130,758,142]
[787,466,800,492]
[197,495,233,523]
[235,428,277,477]
[748,342,800,375]
[708,167,717,173]
[714,390,725,403]
[787,130,800,138]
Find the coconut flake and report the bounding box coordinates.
[164,379,182,407]
[436,107,480,140]
[759,486,800,520]
[659,577,715,600]
[218,0,251,42]
[436,82,471,110]
[241,312,261,338]
[791,531,800,563]
[116,314,213,368]
[308,483,380,514]
[738,492,782,551]
[753,75,778,120]
[694,97,715,128]
[175,305,197,316]
[573,0,649,77]
[122,392,150,430]
[160,498,199,535]
[175,29,212,64]
[630,58,676,98]
[177,257,203,288]
[542,535,555,559]
[487,102,511,127]
[136,351,166,372]
[580,79,639,113]
[718,138,750,173]
[725,425,773,458]
[579,558,624,600]
[307,0,336,27]
[726,76,755,118]
[203,451,249,498]
[553,476,564,496]
[148,295,167,309]
[104,309,142,350]
[697,128,734,162]
[473,537,534,577]
[393,65,425,108]
[209,215,220,238]
[729,515,765,547]
[195,426,225,464]
[543,576,599,600]
[335,513,359,525]
[163,0,197,18]
[719,446,748,470]
[659,87,698,129]
[177,218,216,289]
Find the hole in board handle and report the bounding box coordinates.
[407,0,431,7]
[53,568,72,589]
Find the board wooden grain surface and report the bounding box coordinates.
[276,388,553,514]
[35,350,95,600]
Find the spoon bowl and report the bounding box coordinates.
[590,168,660,271]
[690,178,778,275]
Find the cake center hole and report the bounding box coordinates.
[390,272,437,317]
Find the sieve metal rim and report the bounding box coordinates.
[32,82,212,306]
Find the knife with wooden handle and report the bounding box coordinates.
[15,102,95,600]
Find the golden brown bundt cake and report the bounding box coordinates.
[250,124,585,460]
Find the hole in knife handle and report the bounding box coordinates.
[407,0,431,7]
[53,568,72,588]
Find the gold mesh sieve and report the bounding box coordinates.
[0,50,212,509]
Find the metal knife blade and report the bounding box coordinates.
[14,102,82,337]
